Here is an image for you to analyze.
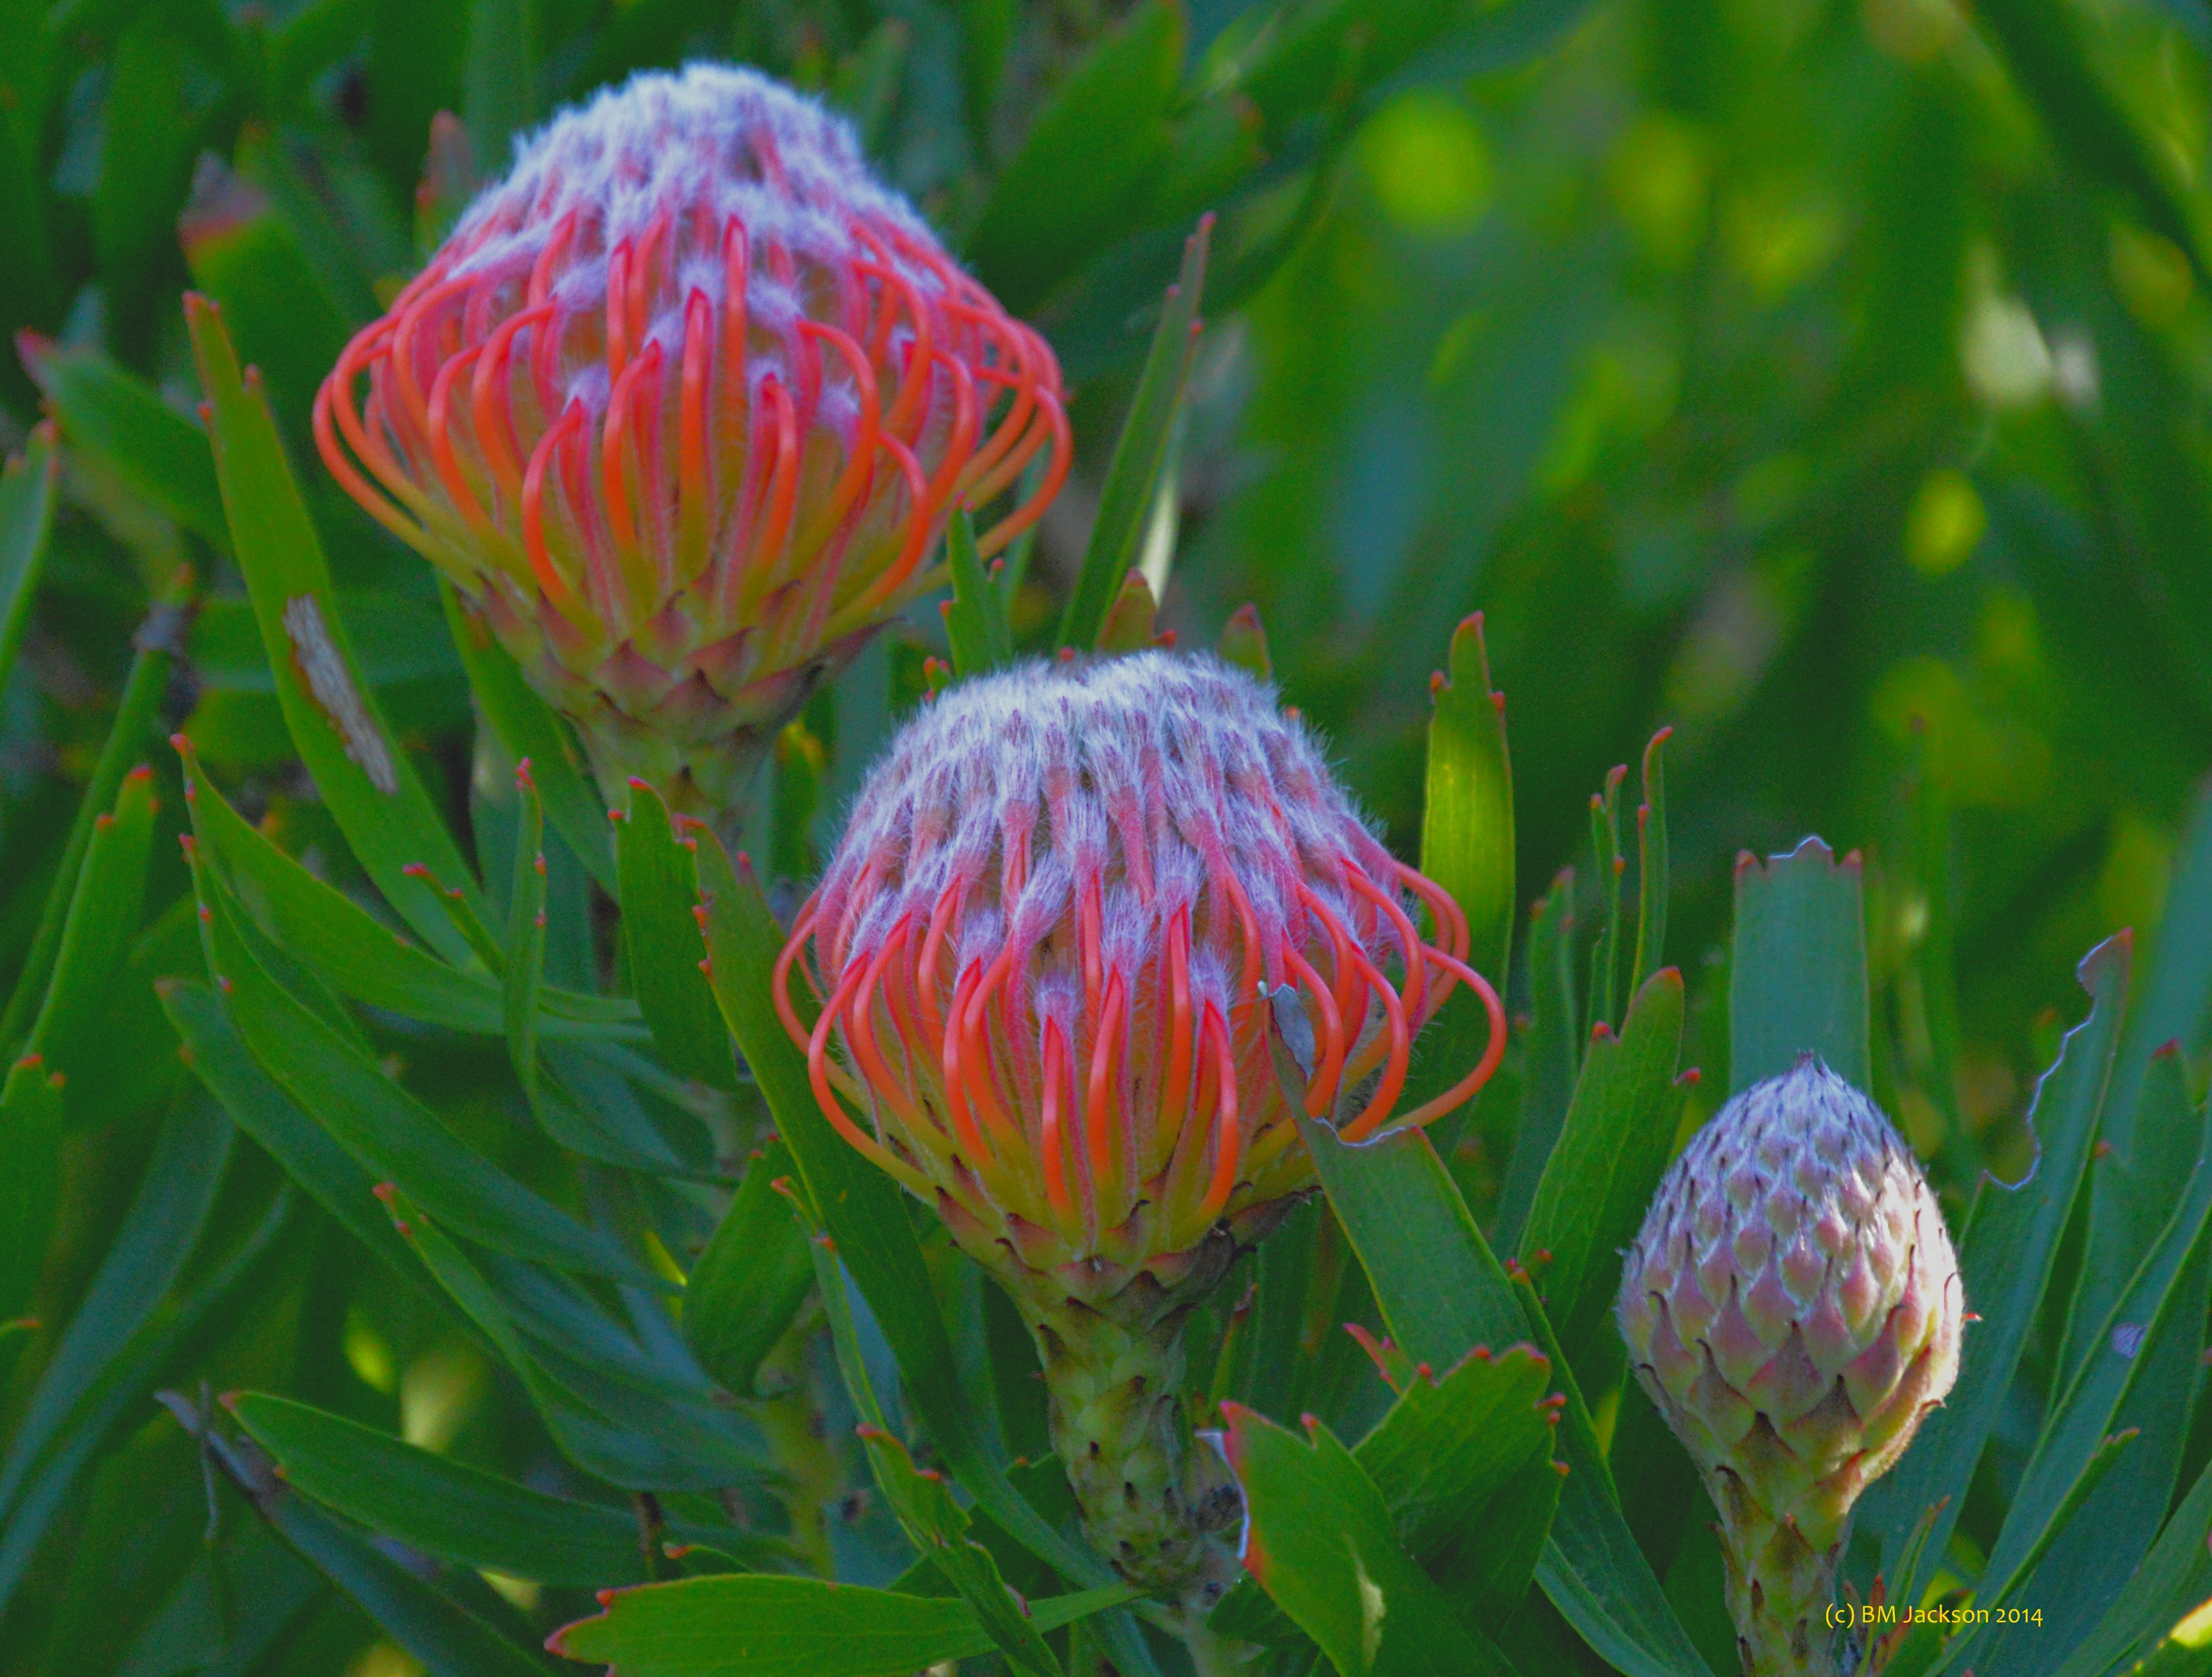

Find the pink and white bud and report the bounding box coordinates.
[1617,1057,1964,1676]
[316,65,1067,816]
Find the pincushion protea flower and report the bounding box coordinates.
[778,652,1505,1618]
[1617,1057,1964,1676]
[316,65,1068,818]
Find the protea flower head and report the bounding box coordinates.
[1617,1057,1964,1676]
[779,651,1504,1611]
[316,64,1068,819]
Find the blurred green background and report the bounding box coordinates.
[2,0,2209,1664]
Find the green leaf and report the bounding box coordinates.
[2068,786,2212,1384]
[1218,603,1273,681]
[184,836,651,1285]
[25,762,158,1071]
[0,1165,285,1615]
[940,509,1014,677]
[505,762,548,1109]
[551,1575,1138,1676]
[184,295,485,970]
[442,580,619,892]
[0,1058,63,1337]
[967,0,1183,311]
[1094,570,1161,652]
[1517,967,1686,1370]
[174,736,633,1038]
[229,1393,654,1587]
[1628,729,1671,997]
[1056,214,1209,651]
[180,166,355,428]
[0,424,56,715]
[1493,871,1576,1251]
[2053,1458,2212,1677]
[0,599,182,1050]
[1418,610,1515,989]
[1352,1343,1557,1559]
[683,1141,816,1400]
[1969,1050,2212,1637]
[616,780,738,1089]
[20,333,223,540]
[382,1187,759,1491]
[1861,932,2131,1603]
[162,979,420,1285]
[1729,836,1869,1093]
[1275,1002,1713,1677]
[1220,1402,1520,1675]
[694,837,1148,1643]
[188,1414,554,1677]
[1239,0,1493,129]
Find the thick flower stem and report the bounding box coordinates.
[1713,1485,1842,1677]
[1021,1287,1243,1613]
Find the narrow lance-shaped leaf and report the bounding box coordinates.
[504,761,547,1112]
[615,778,738,1089]
[16,335,227,541]
[1056,213,1210,650]
[551,1575,1140,1677]
[184,832,653,1286]
[0,424,59,707]
[1629,727,1671,997]
[0,591,184,1048]
[682,1140,816,1399]
[1730,837,1870,1093]
[940,509,1014,677]
[229,1392,655,1587]
[172,1399,554,1677]
[1518,967,1688,1371]
[2066,782,2212,1383]
[1494,871,1576,1251]
[162,978,421,1288]
[1860,932,2129,1601]
[184,294,485,969]
[25,764,159,1075]
[1587,764,1627,1038]
[442,578,618,891]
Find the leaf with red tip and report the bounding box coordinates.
[1729,835,1869,1092]
[1868,948,2135,1605]
[941,509,1015,678]
[1218,603,1273,681]
[682,1139,813,1400]
[1093,568,1159,653]
[616,778,738,1089]
[1056,210,1209,650]
[184,296,484,969]
[1410,610,1515,1127]
[1518,966,1686,1372]
[18,334,227,541]
[1217,1403,1520,1675]
[0,424,56,738]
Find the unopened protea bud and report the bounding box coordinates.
[780,652,1504,1615]
[317,65,1067,819]
[1617,1057,1964,1676]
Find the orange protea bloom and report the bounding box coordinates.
[316,65,1068,816]
[778,653,1505,1610]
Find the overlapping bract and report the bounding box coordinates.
[316,65,1067,811]
[779,652,1505,1279]
[1618,1058,1963,1674]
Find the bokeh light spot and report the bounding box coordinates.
[1905,469,1985,576]
[1361,91,1493,235]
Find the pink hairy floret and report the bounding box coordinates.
[315,64,1067,804]
[778,653,1506,1270]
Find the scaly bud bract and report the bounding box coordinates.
[317,65,1068,820]
[1617,1057,1964,1676]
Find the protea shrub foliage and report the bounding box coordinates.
[2,19,2209,1677]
